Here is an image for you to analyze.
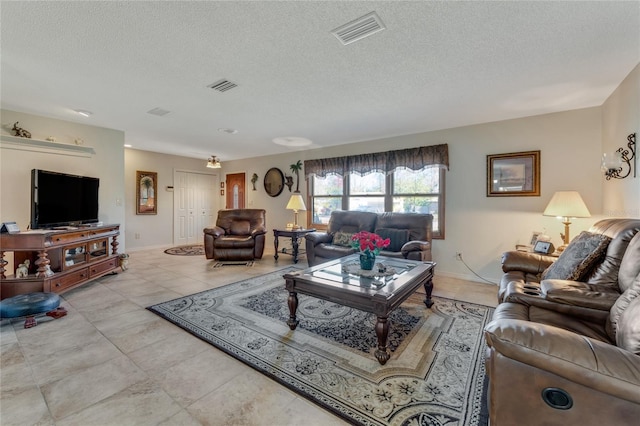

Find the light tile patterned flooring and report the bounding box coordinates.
[1,247,498,425]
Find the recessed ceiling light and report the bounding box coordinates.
[218,128,238,134]
[272,137,313,147]
[75,109,93,117]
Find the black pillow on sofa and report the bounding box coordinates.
[375,228,410,252]
[541,231,612,281]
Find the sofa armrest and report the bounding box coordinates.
[501,251,556,274]
[484,319,640,403]
[541,279,620,311]
[204,226,225,238]
[305,232,333,246]
[251,226,267,237]
[400,240,429,254]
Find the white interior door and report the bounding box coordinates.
[174,170,218,246]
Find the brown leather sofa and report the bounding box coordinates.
[484,219,640,425]
[203,209,266,261]
[304,210,432,266]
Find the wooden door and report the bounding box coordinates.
[226,173,245,209]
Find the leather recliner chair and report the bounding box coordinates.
[203,209,266,261]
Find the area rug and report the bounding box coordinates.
[148,267,493,426]
[163,244,205,256]
[210,260,254,268]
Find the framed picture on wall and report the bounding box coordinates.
[136,171,158,215]
[487,151,540,197]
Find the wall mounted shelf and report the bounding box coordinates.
[0,134,95,157]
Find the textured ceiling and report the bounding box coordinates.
[1,1,639,161]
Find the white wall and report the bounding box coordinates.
[0,109,126,251]
[601,63,640,217]
[124,149,221,250]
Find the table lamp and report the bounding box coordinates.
[286,194,306,230]
[543,191,591,251]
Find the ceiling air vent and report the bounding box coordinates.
[147,107,171,117]
[331,11,386,45]
[207,79,238,92]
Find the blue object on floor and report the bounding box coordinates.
[0,292,61,319]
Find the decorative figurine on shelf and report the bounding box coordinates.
[285,175,294,192]
[74,138,84,145]
[46,136,57,142]
[12,122,32,138]
[16,259,30,278]
[43,264,54,277]
[251,173,258,190]
[290,160,303,193]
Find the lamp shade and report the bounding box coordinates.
[543,191,591,218]
[286,194,306,211]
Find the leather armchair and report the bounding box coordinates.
[203,209,266,261]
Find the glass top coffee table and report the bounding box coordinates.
[283,254,436,365]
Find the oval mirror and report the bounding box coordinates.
[264,167,285,197]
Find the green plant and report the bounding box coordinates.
[290,160,303,192]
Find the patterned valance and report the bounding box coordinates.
[304,143,449,178]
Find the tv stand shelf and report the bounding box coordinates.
[0,224,120,300]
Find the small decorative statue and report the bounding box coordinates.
[12,122,32,138]
[43,264,54,277]
[16,259,30,278]
[119,253,130,271]
[251,173,258,190]
[285,175,294,192]
[46,136,57,142]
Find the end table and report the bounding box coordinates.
[273,228,316,264]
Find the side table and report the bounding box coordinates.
[273,228,316,264]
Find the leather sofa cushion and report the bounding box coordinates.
[587,219,640,287]
[333,231,353,247]
[617,297,640,355]
[541,232,611,281]
[607,272,640,344]
[314,243,355,259]
[541,279,620,311]
[375,228,409,252]
[618,232,640,293]
[214,235,255,249]
[229,220,251,235]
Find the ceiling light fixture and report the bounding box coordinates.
[272,136,313,147]
[206,155,221,169]
[75,109,93,117]
[218,128,238,135]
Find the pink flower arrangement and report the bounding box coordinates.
[350,231,391,255]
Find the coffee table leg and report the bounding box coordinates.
[423,277,434,308]
[374,316,390,365]
[287,291,299,330]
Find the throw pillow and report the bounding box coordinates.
[541,231,612,281]
[375,228,410,252]
[333,231,353,247]
[229,220,251,235]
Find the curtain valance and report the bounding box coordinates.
[304,143,449,179]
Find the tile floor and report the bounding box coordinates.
[1,247,498,425]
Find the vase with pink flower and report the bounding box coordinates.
[350,231,391,270]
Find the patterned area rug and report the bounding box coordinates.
[163,245,205,256]
[148,267,492,426]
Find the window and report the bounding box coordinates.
[309,167,445,237]
[305,144,448,237]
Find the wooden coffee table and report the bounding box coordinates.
[283,254,436,365]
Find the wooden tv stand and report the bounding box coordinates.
[0,224,120,300]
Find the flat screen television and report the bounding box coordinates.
[31,169,100,229]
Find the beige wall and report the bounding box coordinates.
[601,63,640,216]
[0,109,126,252]
[124,149,221,250]
[224,107,603,282]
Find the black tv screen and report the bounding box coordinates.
[31,169,99,229]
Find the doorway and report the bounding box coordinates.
[225,172,246,209]
[173,171,219,245]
